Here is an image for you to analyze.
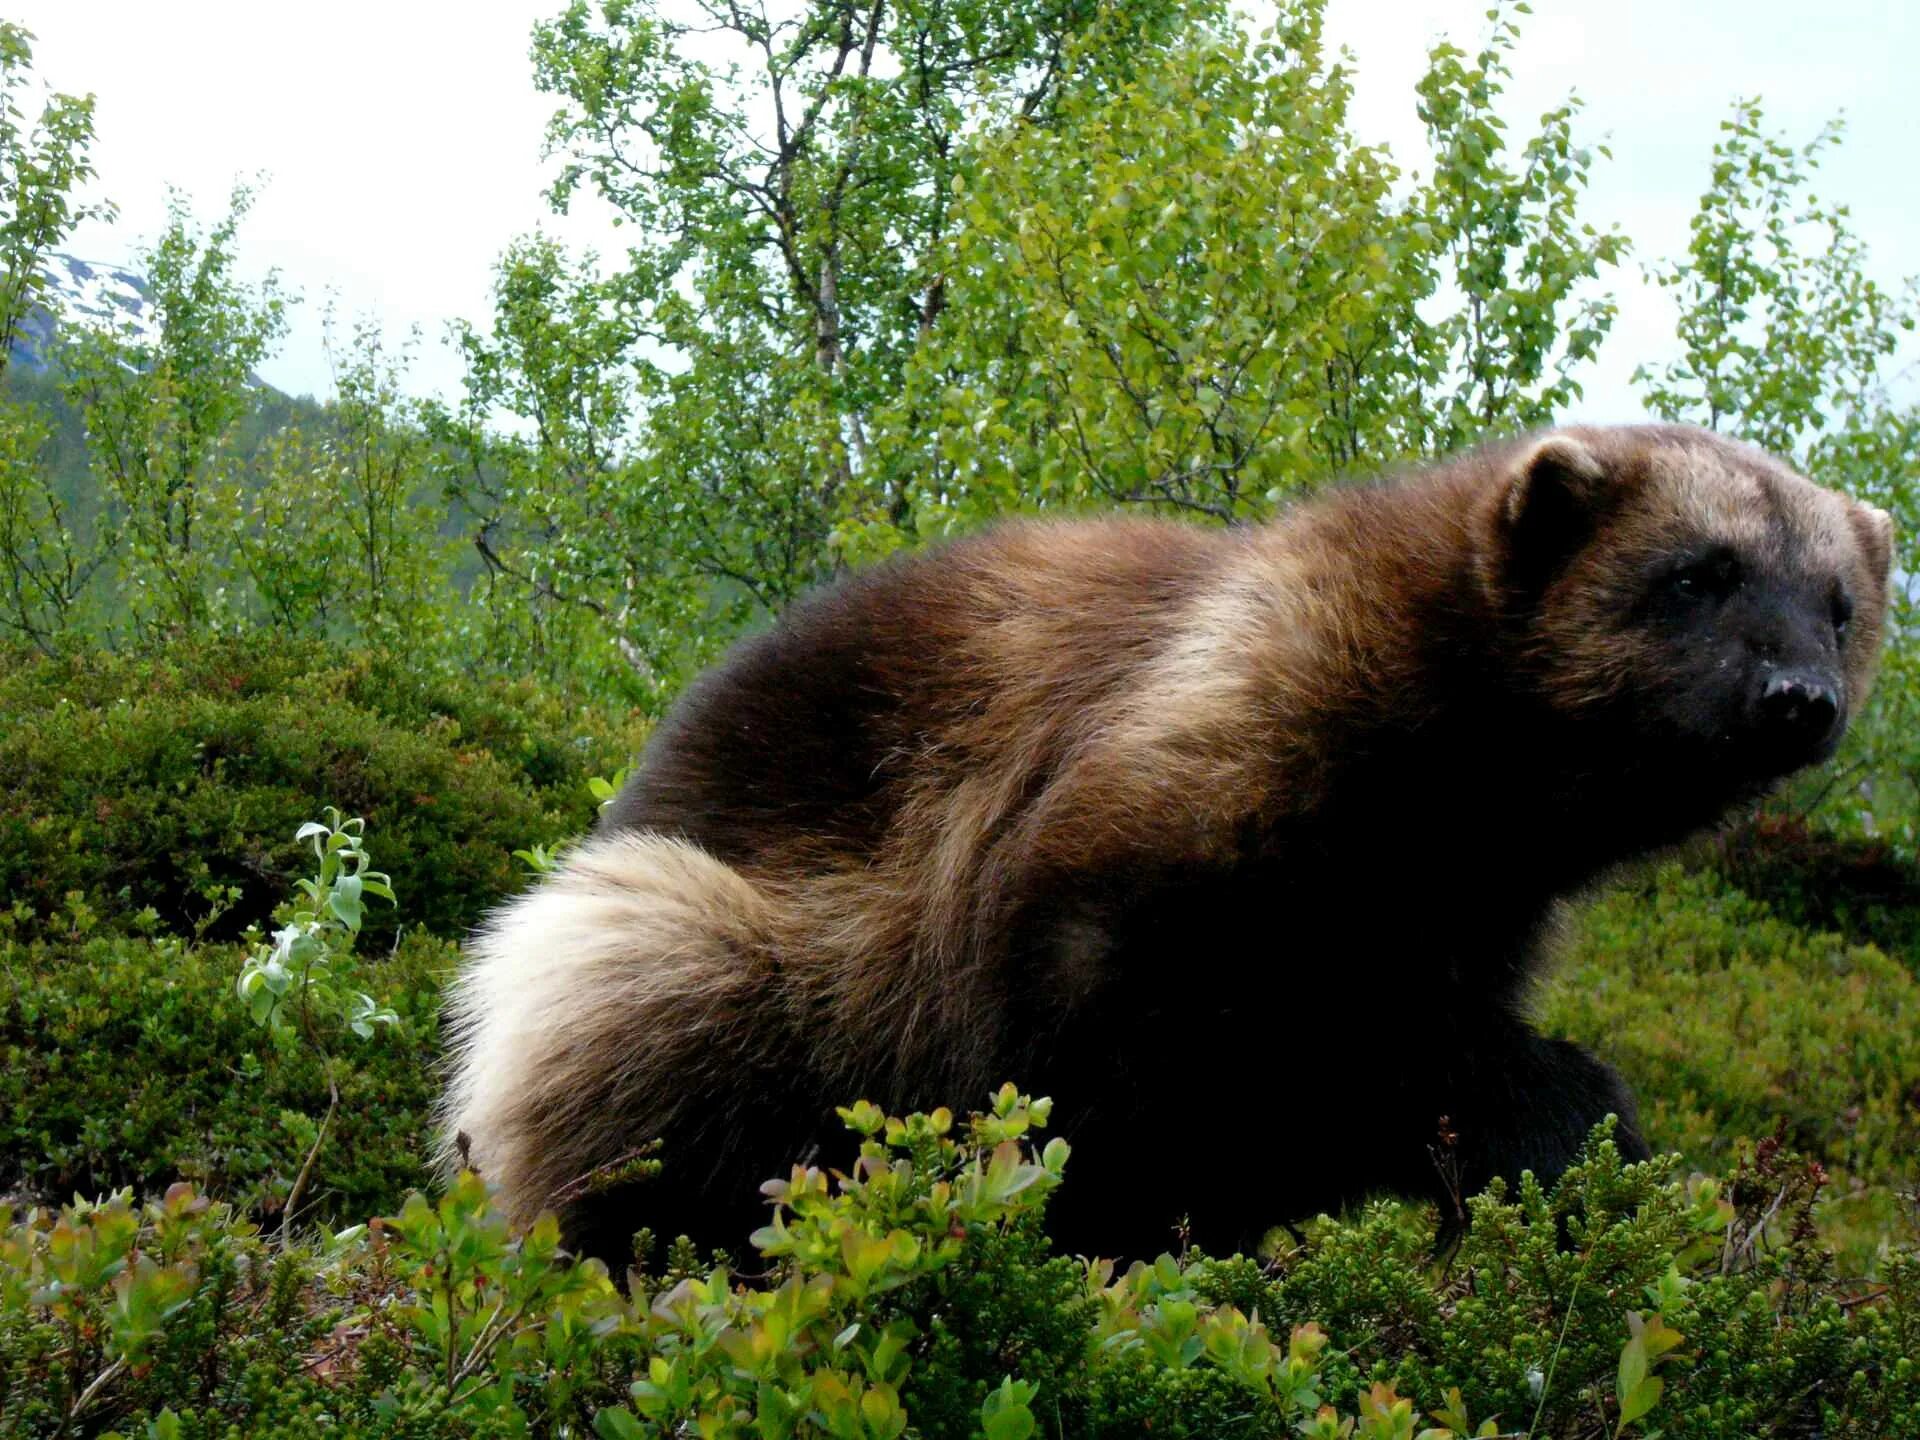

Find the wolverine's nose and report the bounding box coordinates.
[1756,670,1840,749]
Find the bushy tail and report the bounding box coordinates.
[437,831,783,1228]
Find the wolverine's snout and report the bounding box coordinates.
[1751,667,1843,766]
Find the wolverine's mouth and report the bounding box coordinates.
[1711,721,1846,787]
[1615,722,1837,812]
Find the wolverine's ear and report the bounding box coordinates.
[1850,500,1895,582]
[1498,434,1611,596]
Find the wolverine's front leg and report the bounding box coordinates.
[1415,1021,1650,1243]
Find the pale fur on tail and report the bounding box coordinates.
[437,831,782,1228]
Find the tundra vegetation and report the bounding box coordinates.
[0,2,1917,1436]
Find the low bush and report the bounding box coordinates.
[0,923,447,1226]
[0,1091,1913,1440]
[0,637,635,947]
[1546,862,1920,1271]
[1701,810,1920,965]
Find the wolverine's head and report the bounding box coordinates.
[1483,424,1894,814]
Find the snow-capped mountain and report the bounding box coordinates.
[8,253,159,372]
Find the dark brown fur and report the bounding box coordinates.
[441,424,1894,1261]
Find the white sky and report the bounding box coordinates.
[11,0,1919,421]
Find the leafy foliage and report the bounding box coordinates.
[61,184,292,638]
[883,8,1406,531]
[456,0,1631,645]
[0,2,1912,761]
[882,1,1622,541]
[231,313,447,645]
[0,21,114,649]
[1703,812,1920,963]
[1545,863,1920,1273]
[0,926,447,1227]
[236,809,398,1043]
[0,1095,1914,1439]
[236,809,401,1243]
[0,23,112,367]
[424,0,1202,689]
[0,635,631,946]
[1637,100,1914,453]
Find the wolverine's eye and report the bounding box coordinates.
[1666,551,1743,602]
[1831,587,1855,640]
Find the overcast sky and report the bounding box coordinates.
[12,0,1918,422]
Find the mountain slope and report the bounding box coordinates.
[8,252,159,373]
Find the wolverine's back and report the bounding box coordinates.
[602,518,1233,876]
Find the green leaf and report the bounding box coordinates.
[1617,1333,1648,1401]
[593,1407,647,1440]
[1617,1375,1663,1431]
[328,873,364,931]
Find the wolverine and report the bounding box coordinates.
[440,424,1894,1261]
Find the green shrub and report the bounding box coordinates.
[1546,862,1920,1270]
[1700,811,1920,965]
[1229,1129,1920,1438]
[0,926,446,1225]
[0,637,635,945]
[0,1094,1914,1440]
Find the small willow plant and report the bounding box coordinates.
[236,807,398,1242]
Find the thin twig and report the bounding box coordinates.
[1526,1243,1598,1438]
[67,1356,128,1424]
